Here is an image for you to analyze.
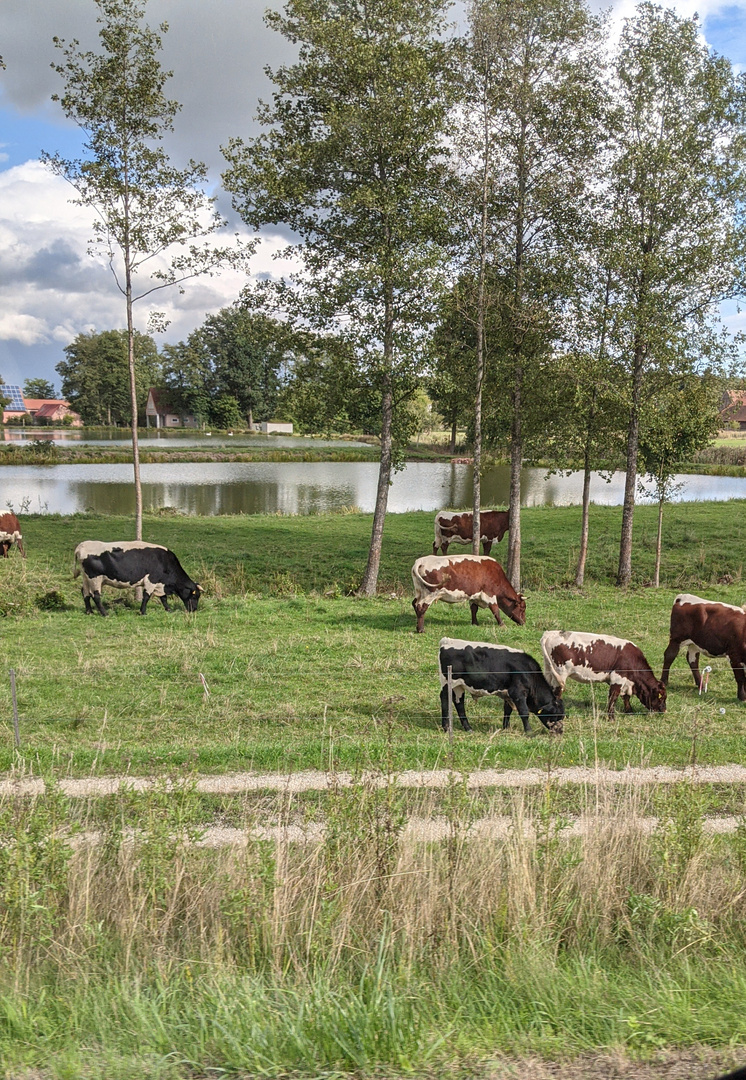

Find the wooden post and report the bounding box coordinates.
[447,664,454,758]
[9,669,20,750]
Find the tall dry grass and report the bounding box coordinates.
[2,774,746,1074]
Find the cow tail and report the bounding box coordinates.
[73,550,81,579]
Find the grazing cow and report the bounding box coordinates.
[0,513,25,558]
[661,593,746,701]
[74,540,202,616]
[438,638,564,735]
[412,554,525,634]
[433,509,509,556]
[541,630,666,717]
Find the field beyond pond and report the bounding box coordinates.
[2,503,746,1079]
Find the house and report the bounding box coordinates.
[23,399,82,426]
[145,388,197,429]
[719,390,746,430]
[259,421,293,434]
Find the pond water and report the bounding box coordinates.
[1,429,366,450]
[0,460,741,516]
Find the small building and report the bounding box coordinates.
[719,390,746,431]
[23,398,82,426]
[259,421,293,434]
[145,388,197,429]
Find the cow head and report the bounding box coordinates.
[642,681,667,713]
[537,694,564,735]
[502,592,526,626]
[178,581,203,612]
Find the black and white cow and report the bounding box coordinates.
[438,637,565,735]
[74,541,202,616]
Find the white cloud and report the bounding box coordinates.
[0,159,301,357]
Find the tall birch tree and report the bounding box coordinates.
[45,0,247,540]
[223,0,453,596]
[610,2,746,586]
[454,0,605,589]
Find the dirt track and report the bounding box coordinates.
[1,762,746,798]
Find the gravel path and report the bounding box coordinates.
[66,813,742,850]
[2,763,746,798]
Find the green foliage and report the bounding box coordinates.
[56,329,161,425]
[22,378,56,399]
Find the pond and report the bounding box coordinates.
[0,460,741,517]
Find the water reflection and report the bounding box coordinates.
[1,428,366,450]
[0,460,741,516]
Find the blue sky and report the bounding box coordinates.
[1,0,745,391]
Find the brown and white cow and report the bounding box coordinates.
[0,513,25,558]
[433,509,509,556]
[541,631,666,718]
[411,554,525,634]
[661,593,746,701]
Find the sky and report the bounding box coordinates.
[1,0,745,393]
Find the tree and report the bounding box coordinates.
[223,0,453,595]
[56,329,161,425]
[639,373,721,587]
[23,379,56,400]
[610,3,746,586]
[45,0,248,539]
[452,0,606,589]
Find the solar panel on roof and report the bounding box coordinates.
[2,385,26,412]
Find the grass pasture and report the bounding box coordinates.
[1,503,746,1077]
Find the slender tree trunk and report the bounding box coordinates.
[506,364,522,590]
[358,290,394,596]
[616,338,645,586]
[472,72,491,557]
[449,417,457,455]
[575,443,592,587]
[654,490,664,588]
[127,286,143,541]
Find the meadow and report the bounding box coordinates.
[1,503,746,1078]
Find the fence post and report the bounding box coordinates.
[9,669,20,750]
[447,664,454,759]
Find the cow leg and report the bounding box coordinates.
[92,590,108,617]
[16,537,25,558]
[511,693,533,735]
[661,639,680,686]
[623,694,633,713]
[502,699,512,730]
[1,542,8,558]
[159,595,171,612]
[81,588,94,615]
[441,540,449,556]
[432,541,440,555]
[488,602,504,627]
[728,654,746,701]
[606,684,621,718]
[470,601,480,625]
[139,591,152,615]
[413,598,429,634]
[482,540,493,556]
[686,647,702,690]
[440,685,471,731]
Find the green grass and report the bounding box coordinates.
[1,503,746,776]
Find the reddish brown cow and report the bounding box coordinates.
[411,554,525,634]
[0,513,25,558]
[661,593,746,701]
[541,631,666,717]
[433,509,509,556]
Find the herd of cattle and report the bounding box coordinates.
[2,506,745,735]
